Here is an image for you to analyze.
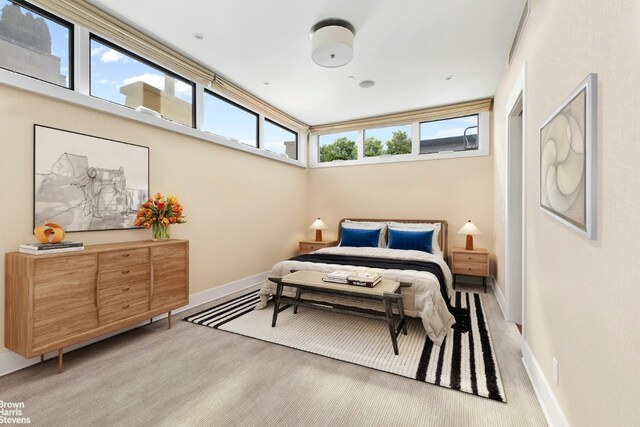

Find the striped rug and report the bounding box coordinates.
[183,290,506,402]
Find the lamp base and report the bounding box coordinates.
[315,230,322,242]
[465,235,474,250]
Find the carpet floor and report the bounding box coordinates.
[0,283,547,426]
[184,290,506,402]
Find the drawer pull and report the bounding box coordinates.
[122,287,130,293]
[122,304,130,310]
[468,256,472,260]
[122,270,130,275]
[468,267,472,270]
[122,254,130,258]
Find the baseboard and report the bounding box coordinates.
[490,276,509,320]
[522,341,570,427]
[0,271,268,377]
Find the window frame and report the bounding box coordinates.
[264,117,298,160]
[89,33,196,128]
[0,0,74,89]
[203,88,260,148]
[309,111,490,168]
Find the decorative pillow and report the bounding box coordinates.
[342,220,387,247]
[387,228,434,253]
[387,222,441,254]
[340,227,382,248]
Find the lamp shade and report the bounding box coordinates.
[457,220,481,235]
[309,218,328,230]
[311,24,354,68]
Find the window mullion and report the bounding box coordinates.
[75,26,90,96]
[411,122,420,155]
[357,129,364,160]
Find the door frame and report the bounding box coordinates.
[504,63,527,337]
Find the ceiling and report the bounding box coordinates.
[89,0,525,126]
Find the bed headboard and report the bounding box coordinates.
[337,218,449,261]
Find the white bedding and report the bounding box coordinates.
[255,246,456,346]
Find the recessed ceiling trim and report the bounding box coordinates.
[310,98,493,134]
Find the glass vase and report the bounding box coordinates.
[152,223,170,240]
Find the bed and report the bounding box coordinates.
[255,219,462,346]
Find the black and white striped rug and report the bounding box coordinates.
[183,290,506,402]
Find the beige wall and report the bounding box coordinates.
[493,0,640,424]
[308,157,494,258]
[0,84,308,353]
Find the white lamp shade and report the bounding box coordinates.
[311,25,354,68]
[458,220,481,235]
[309,218,328,230]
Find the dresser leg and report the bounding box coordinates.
[40,355,44,364]
[150,317,153,324]
[167,311,172,329]
[58,349,63,373]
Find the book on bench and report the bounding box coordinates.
[322,270,352,284]
[347,270,382,288]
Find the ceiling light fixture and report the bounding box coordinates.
[310,19,355,68]
[359,80,375,88]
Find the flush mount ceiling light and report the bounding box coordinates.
[310,19,355,68]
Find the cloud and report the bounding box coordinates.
[91,45,106,56]
[101,49,124,63]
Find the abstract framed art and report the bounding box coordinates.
[34,125,149,232]
[540,74,597,240]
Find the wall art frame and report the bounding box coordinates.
[34,124,149,232]
[539,73,597,240]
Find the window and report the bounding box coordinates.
[264,119,297,159]
[203,90,258,147]
[0,0,72,88]
[318,131,358,162]
[364,124,412,157]
[420,114,479,155]
[90,35,194,127]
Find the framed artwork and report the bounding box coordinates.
[540,74,597,240]
[34,125,149,232]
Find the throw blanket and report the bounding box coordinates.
[290,253,470,333]
[255,246,458,346]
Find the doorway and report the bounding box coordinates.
[505,67,526,333]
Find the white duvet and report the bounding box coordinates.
[255,246,456,346]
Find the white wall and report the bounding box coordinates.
[493,0,640,424]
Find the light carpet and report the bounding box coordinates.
[183,290,506,402]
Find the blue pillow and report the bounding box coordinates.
[388,229,434,253]
[340,227,381,248]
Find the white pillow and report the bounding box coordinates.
[342,220,387,247]
[387,222,442,254]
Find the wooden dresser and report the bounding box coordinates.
[5,239,189,372]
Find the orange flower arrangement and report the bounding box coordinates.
[135,193,186,239]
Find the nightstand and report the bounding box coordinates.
[299,240,338,255]
[450,248,490,293]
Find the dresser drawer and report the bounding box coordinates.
[99,298,148,325]
[453,252,488,264]
[99,248,149,271]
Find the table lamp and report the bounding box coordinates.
[458,220,481,250]
[309,218,328,242]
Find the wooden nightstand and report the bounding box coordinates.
[450,248,490,293]
[299,240,338,255]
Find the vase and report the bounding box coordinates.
[152,223,170,240]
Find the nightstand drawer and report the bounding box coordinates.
[452,263,489,276]
[300,243,323,252]
[453,252,488,263]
